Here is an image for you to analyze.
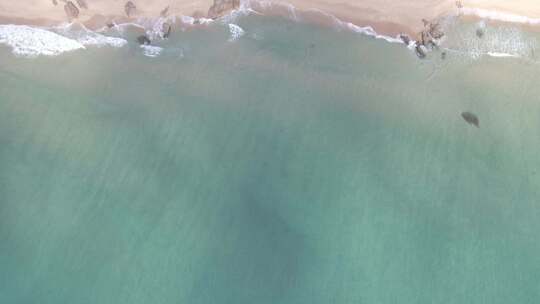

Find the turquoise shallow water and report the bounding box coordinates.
[1,14,540,303]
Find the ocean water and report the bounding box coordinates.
[1,12,540,304]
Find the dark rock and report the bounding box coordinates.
[415,44,427,59]
[476,28,484,38]
[441,51,447,60]
[461,112,480,127]
[137,35,151,45]
[162,23,172,38]
[125,1,137,17]
[106,22,115,28]
[420,31,427,45]
[52,0,58,6]
[64,1,80,20]
[160,6,170,17]
[76,0,88,9]
[399,34,411,45]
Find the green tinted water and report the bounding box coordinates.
[1,15,540,303]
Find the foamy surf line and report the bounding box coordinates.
[460,7,540,25]
[242,0,408,45]
[0,23,130,57]
[444,47,522,59]
[1,2,538,60]
[300,7,404,44]
[0,13,218,58]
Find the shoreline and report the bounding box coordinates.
[1,1,540,43]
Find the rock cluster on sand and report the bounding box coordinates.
[414,19,445,58]
[208,0,240,19]
[125,1,137,17]
[64,1,80,20]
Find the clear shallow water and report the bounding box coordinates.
[1,14,540,304]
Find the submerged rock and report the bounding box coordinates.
[137,35,151,45]
[125,1,137,17]
[76,0,88,9]
[476,28,485,38]
[64,1,80,20]
[441,51,447,60]
[52,0,58,6]
[461,112,480,127]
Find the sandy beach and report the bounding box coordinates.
[1,0,540,37]
[266,0,540,35]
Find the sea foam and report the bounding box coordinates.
[141,45,163,57]
[0,24,84,57]
[228,23,245,41]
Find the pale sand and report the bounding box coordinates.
[0,0,214,27]
[1,0,540,35]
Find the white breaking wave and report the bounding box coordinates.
[198,18,215,25]
[54,23,128,48]
[461,7,540,25]
[345,22,404,44]
[228,23,245,41]
[0,24,84,57]
[141,45,163,57]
